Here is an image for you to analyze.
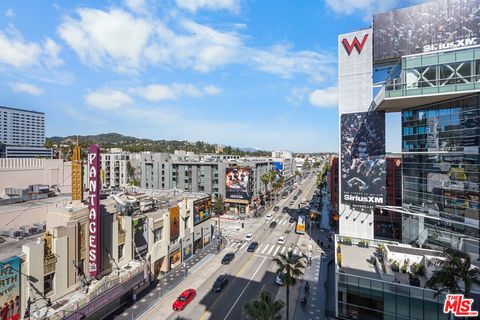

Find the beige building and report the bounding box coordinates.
[0,158,72,196]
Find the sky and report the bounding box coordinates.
[0,0,426,152]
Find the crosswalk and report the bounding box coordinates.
[228,241,305,258]
[264,217,295,226]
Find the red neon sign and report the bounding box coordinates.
[342,34,369,55]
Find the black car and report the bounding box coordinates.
[212,275,228,292]
[269,221,277,228]
[247,241,259,252]
[289,216,296,223]
[282,207,289,213]
[273,206,280,212]
[293,196,298,200]
[298,190,302,194]
[222,252,235,264]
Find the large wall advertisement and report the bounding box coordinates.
[341,112,386,210]
[225,167,253,200]
[88,144,101,277]
[373,0,480,64]
[0,256,20,320]
[169,206,180,242]
[193,197,211,225]
[133,217,148,260]
[272,162,283,181]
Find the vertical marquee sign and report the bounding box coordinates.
[88,144,101,277]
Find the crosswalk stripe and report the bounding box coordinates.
[267,245,275,255]
[261,244,269,254]
[240,242,248,250]
[281,247,286,254]
[281,220,286,225]
[273,246,280,256]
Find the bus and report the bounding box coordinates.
[295,215,306,234]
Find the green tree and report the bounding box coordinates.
[426,249,480,297]
[213,195,225,215]
[244,290,285,320]
[272,250,306,320]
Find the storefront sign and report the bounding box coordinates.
[169,206,180,242]
[193,197,212,225]
[88,144,101,277]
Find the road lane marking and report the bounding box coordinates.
[267,245,275,255]
[240,242,248,250]
[224,257,267,320]
[273,246,280,257]
[281,247,286,254]
[199,252,256,320]
[261,244,269,254]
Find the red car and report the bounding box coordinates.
[172,289,196,311]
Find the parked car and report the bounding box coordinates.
[273,206,280,212]
[222,252,235,264]
[277,236,286,245]
[289,201,295,205]
[247,241,259,252]
[172,289,196,311]
[289,216,296,223]
[269,221,277,228]
[212,275,228,292]
[275,272,286,286]
[265,213,273,220]
[282,207,289,213]
[245,233,254,241]
[293,196,298,200]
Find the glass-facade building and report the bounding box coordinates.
[401,95,479,257]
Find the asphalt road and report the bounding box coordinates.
[140,172,319,320]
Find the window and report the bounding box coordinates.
[118,244,124,260]
[154,227,163,242]
[44,273,54,295]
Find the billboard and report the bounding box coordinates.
[373,0,480,64]
[341,112,386,209]
[169,206,180,242]
[133,217,148,260]
[88,144,101,277]
[0,256,20,320]
[225,167,253,200]
[272,162,283,181]
[193,197,211,225]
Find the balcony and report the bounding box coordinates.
[373,47,480,112]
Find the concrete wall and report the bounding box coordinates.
[0,159,72,196]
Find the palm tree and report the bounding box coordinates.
[425,249,480,297]
[272,250,306,320]
[244,290,285,320]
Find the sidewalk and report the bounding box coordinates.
[105,242,224,320]
[292,200,335,320]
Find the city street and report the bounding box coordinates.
[136,173,321,320]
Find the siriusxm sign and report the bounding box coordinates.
[343,194,384,204]
[424,37,477,53]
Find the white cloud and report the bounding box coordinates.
[286,87,309,106]
[84,89,133,110]
[0,30,41,67]
[5,9,15,18]
[308,87,338,108]
[9,82,44,95]
[175,0,240,13]
[58,7,334,82]
[204,85,221,95]
[58,8,152,73]
[42,37,63,67]
[131,83,221,101]
[124,0,148,14]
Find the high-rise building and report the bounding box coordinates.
[335,1,479,319]
[0,106,52,158]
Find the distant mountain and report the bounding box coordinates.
[46,133,269,156]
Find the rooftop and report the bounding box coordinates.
[0,105,44,115]
[0,234,40,261]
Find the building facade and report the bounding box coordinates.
[336,1,480,319]
[0,106,51,158]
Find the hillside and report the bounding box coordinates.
[46,133,269,157]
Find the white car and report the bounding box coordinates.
[277,236,286,245]
[245,233,254,241]
[265,214,273,220]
